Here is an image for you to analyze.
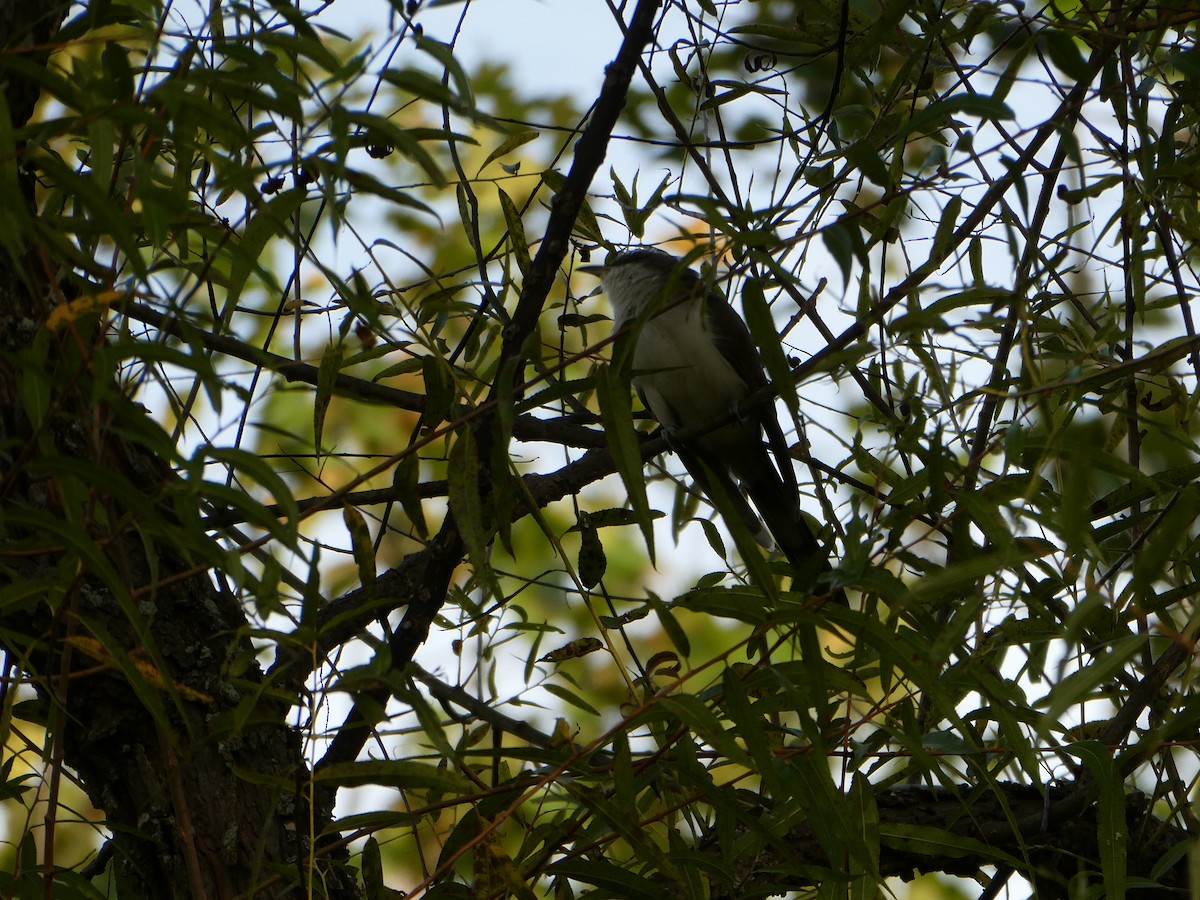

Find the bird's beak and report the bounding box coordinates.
[577,264,609,276]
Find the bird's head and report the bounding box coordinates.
[578,249,702,321]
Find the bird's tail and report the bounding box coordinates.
[679,443,846,605]
[676,446,775,550]
[736,460,847,607]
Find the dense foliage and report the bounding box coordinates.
[1,0,1199,897]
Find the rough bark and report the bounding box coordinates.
[0,4,357,897]
[698,782,1188,898]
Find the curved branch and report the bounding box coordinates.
[310,0,664,780]
[704,782,1187,898]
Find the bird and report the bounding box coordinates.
[578,248,841,600]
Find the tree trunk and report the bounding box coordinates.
[0,4,355,896]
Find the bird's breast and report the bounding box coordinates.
[629,305,749,434]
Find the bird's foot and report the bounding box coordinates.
[656,425,681,453]
[729,399,752,427]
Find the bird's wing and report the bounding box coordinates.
[703,288,766,392]
[703,288,800,500]
[673,442,773,550]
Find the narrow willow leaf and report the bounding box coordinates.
[1041,29,1090,81]
[341,108,450,186]
[877,824,1024,867]
[393,452,428,539]
[261,0,343,72]
[381,68,475,127]
[228,188,307,309]
[660,694,753,768]
[315,760,472,792]
[314,341,344,454]
[612,732,635,811]
[416,36,476,108]
[678,585,770,626]
[561,780,682,885]
[549,859,662,900]
[343,505,375,592]
[1039,635,1143,730]
[1063,740,1126,898]
[361,836,385,898]
[448,428,488,571]
[740,276,796,417]
[542,682,601,716]
[577,513,607,588]
[699,80,786,111]
[594,363,655,560]
[477,129,538,175]
[421,354,454,426]
[848,775,883,899]
[721,667,782,795]
[202,445,300,532]
[647,592,690,658]
[498,188,531,275]
[931,194,962,263]
[898,94,1014,143]
[342,167,438,217]
[1132,486,1200,594]
[822,219,864,285]
[626,171,671,237]
[846,141,890,188]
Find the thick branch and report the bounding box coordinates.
[707,782,1187,898]
[311,0,664,780]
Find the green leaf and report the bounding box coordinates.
[594,363,655,560]
[542,681,600,716]
[315,760,472,792]
[416,36,475,108]
[264,0,345,73]
[380,68,480,131]
[789,751,880,872]
[878,823,1024,867]
[740,276,796,417]
[822,218,865,284]
[700,80,786,111]
[338,109,449,187]
[931,194,962,263]
[448,428,489,571]
[647,592,690,658]
[548,860,661,900]
[315,341,344,454]
[846,141,890,188]
[342,167,438,217]
[361,836,385,898]
[343,505,376,592]
[393,451,429,539]
[498,188,531,275]
[228,188,307,309]
[421,354,455,425]
[677,585,770,626]
[477,129,539,175]
[660,694,752,768]
[195,445,301,545]
[721,667,782,790]
[848,775,882,899]
[1041,30,1091,81]
[1039,635,1143,730]
[898,94,1014,143]
[1132,486,1200,594]
[1062,742,1125,898]
[101,43,135,101]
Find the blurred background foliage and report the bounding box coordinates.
[2,0,1200,896]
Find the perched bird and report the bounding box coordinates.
[579,248,840,598]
